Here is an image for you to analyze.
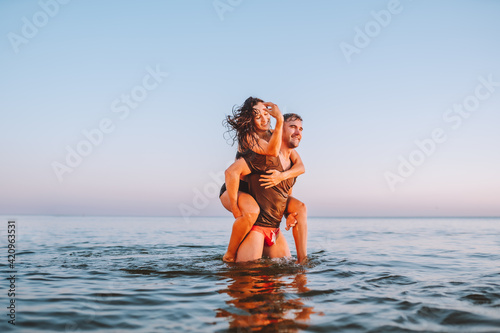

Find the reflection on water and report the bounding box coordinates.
[216,259,322,332]
[4,216,500,332]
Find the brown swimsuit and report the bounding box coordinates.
[242,152,296,229]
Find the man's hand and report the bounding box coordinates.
[259,170,284,188]
[285,212,298,231]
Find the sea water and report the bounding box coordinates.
[1,216,499,332]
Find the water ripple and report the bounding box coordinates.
[5,216,500,333]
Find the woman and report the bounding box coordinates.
[220,97,307,262]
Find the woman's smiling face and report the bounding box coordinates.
[252,102,271,132]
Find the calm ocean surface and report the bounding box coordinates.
[1,216,500,332]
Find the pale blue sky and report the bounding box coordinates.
[1,0,499,217]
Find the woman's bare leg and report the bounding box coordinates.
[220,191,260,262]
[287,196,308,263]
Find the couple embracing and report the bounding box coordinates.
[219,97,308,264]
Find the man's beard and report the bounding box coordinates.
[288,139,300,148]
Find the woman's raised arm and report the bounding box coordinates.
[247,102,283,157]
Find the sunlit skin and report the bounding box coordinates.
[215,266,317,331]
[223,118,308,263]
[279,120,307,263]
[252,102,272,133]
[220,103,308,263]
[220,102,307,262]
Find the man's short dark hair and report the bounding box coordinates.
[283,113,303,122]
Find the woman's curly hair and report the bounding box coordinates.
[223,96,264,153]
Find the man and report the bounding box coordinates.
[224,113,306,263]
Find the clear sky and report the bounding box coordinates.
[1,0,499,217]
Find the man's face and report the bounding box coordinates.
[283,119,303,148]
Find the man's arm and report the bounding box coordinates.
[286,195,308,264]
[224,158,252,218]
[284,150,305,178]
[283,188,294,226]
[259,150,305,189]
